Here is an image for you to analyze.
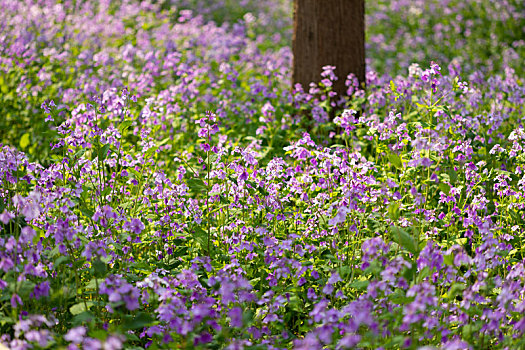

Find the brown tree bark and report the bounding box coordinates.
[292,0,365,97]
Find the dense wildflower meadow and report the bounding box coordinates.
[1,0,525,349]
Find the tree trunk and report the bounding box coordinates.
[292,0,365,97]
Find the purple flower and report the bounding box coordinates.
[328,206,349,226]
[123,293,140,311]
[31,282,50,300]
[0,210,14,224]
[229,307,243,328]
[100,275,141,311]
[83,337,102,349]
[441,339,472,350]
[417,241,444,272]
[421,70,431,83]
[327,272,342,284]
[194,332,212,345]
[337,334,361,349]
[103,335,124,350]
[20,226,36,244]
[361,237,389,268]
[25,329,51,347]
[322,284,334,295]
[10,294,22,309]
[0,257,15,273]
[334,109,358,135]
[307,288,317,300]
[125,218,145,235]
[65,327,86,344]
[429,61,441,75]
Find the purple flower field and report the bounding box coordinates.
[0,0,524,349]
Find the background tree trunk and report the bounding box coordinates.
[292,0,365,97]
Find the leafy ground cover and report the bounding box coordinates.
[0,0,524,349]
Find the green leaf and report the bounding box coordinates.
[54,256,69,268]
[384,336,408,348]
[205,153,218,165]
[118,120,133,133]
[88,329,107,340]
[339,266,352,279]
[128,167,142,179]
[242,310,254,325]
[443,253,454,266]
[0,315,15,326]
[389,289,411,304]
[448,169,458,183]
[448,283,466,299]
[49,245,60,258]
[463,324,473,339]
[402,262,417,282]
[192,226,208,249]
[145,146,158,159]
[123,312,155,330]
[80,208,94,219]
[364,260,382,275]
[388,153,402,169]
[86,278,104,290]
[74,148,87,158]
[98,144,111,162]
[92,258,108,278]
[19,133,31,149]
[92,144,110,161]
[348,279,369,291]
[390,226,418,255]
[387,202,400,221]
[419,266,431,279]
[71,311,95,326]
[158,138,170,146]
[187,178,206,193]
[439,182,451,195]
[70,301,94,315]
[125,333,140,342]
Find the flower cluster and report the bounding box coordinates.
[0,0,524,349]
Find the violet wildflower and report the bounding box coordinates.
[229,307,243,328]
[65,327,86,344]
